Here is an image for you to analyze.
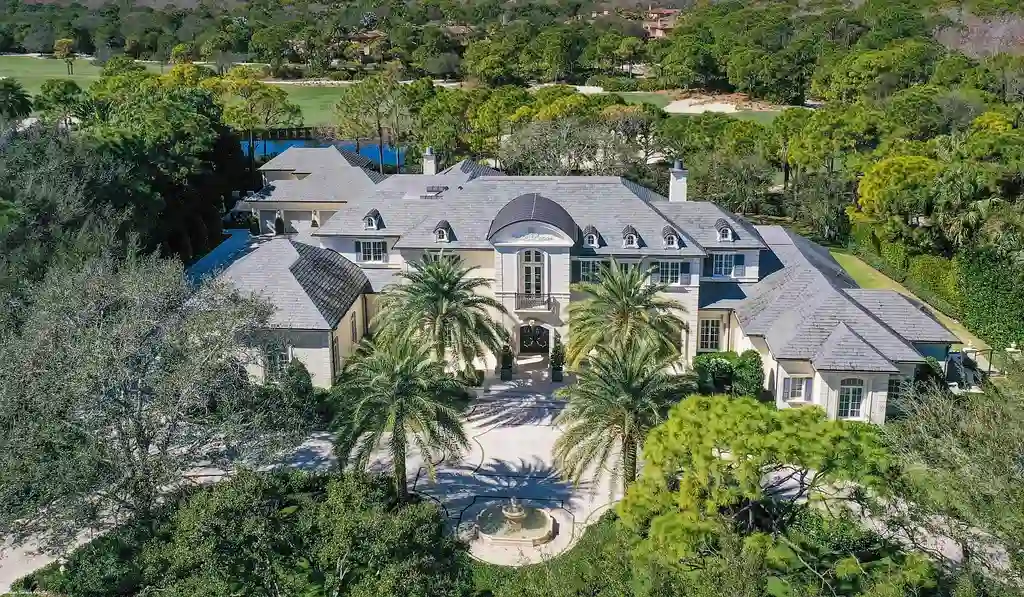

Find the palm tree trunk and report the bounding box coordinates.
[622,435,638,493]
[394,441,408,502]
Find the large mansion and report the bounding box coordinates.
[219,146,959,425]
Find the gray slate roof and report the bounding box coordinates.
[316,176,715,257]
[219,239,330,329]
[290,242,370,327]
[813,323,899,373]
[250,146,389,204]
[844,289,959,344]
[700,226,954,371]
[218,237,367,330]
[439,159,504,178]
[652,202,766,250]
[259,146,362,172]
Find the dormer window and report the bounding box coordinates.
[581,225,601,248]
[622,225,639,248]
[662,226,680,249]
[433,219,452,243]
[363,208,381,230]
[584,233,598,247]
[715,218,734,242]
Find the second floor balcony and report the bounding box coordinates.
[515,293,552,311]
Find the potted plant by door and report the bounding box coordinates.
[550,340,565,382]
[500,345,514,380]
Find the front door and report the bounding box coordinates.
[519,325,550,355]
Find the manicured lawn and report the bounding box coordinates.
[829,250,989,351]
[616,91,672,108]
[0,55,165,95]
[274,84,347,126]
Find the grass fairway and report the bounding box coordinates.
[0,55,167,94]
[616,91,672,108]
[829,249,987,350]
[274,85,346,126]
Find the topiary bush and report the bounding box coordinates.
[733,349,765,398]
[692,351,738,394]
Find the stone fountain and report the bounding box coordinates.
[476,497,555,547]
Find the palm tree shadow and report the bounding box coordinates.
[466,394,567,428]
[413,456,587,518]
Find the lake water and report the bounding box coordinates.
[242,139,405,166]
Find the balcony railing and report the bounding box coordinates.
[515,293,551,310]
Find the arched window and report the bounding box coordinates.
[363,216,377,230]
[624,233,638,248]
[435,228,448,242]
[718,227,733,242]
[838,378,865,419]
[665,234,678,248]
[584,233,598,248]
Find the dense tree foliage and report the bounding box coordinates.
[15,471,473,597]
[0,250,314,550]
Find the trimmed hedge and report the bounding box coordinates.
[849,225,963,320]
[848,224,1024,349]
[956,248,1024,349]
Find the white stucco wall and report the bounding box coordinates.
[247,329,334,389]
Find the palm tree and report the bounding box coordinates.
[554,343,695,493]
[331,335,470,501]
[375,254,509,373]
[0,79,32,123]
[567,259,687,370]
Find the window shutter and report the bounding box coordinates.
[734,253,745,277]
[651,262,661,283]
[354,240,362,256]
[804,377,813,401]
[782,377,791,400]
[570,260,581,283]
[703,256,714,276]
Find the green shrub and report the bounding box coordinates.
[637,78,668,92]
[733,349,765,398]
[551,340,565,370]
[693,351,738,394]
[879,238,909,274]
[584,74,638,91]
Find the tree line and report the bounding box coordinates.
[1,0,1022,96]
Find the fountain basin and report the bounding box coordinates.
[476,502,556,547]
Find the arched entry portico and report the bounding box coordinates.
[519,324,550,355]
